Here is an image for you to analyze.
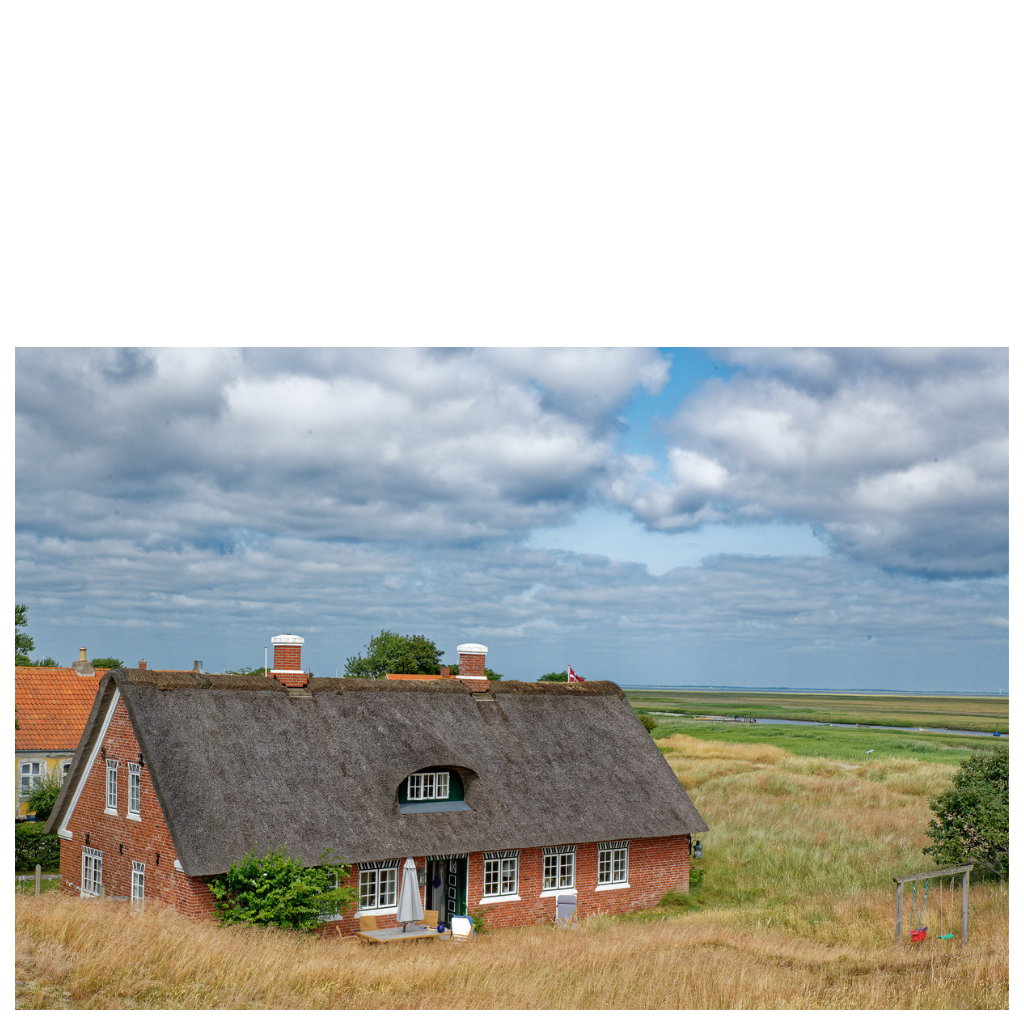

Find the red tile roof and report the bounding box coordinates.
[14,667,106,752]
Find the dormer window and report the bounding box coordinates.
[407,771,449,801]
[398,766,470,813]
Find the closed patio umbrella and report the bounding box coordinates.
[395,857,423,932]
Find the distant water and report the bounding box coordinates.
[654,712,1003,739]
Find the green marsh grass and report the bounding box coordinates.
[627,688,1008,734]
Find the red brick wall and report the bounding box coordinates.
[56,695,217,919]
[273,645,302,671]
[458,651,486,677]
[317,836,691,936]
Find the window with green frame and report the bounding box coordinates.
[398,767,465,806]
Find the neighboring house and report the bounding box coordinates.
[46,636,708,931]
[14,649,107,819]
[16,652,195,820]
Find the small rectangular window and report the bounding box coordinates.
[406,770,451,801]
[131,861,145,904]
[542,847,576,891]
[598,848,628,884]
[128,763,141,815]
[20,761,43,798]
[82,847,103,896]
[106,760,118,810]
[483,851,519,896]
[358,863,400,910]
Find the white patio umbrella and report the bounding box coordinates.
[395,857,423,932]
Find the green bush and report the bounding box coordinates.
[924,746,1008,882]
[25,767,65,822]
[638,712,656,733]
[208,847,356,930]
[16,822,60,873]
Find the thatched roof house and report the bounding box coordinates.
[47,639,707,932]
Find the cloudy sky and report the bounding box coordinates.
[15,347,1007,691]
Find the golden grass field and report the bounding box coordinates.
[15,735,1009,1010]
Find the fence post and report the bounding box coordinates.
[35,863,41,896]
[894,881,903,944]
[961,868,969,947]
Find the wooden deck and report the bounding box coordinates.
[358,924,446,943]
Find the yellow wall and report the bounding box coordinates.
[16,754,73,819]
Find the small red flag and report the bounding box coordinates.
[568,665,585,683]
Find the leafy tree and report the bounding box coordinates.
[30,657,61,667]
[345,630,445,677]
[229,666,268,676]
[92,658,124,669]
[538,670,568,682]
[208,847,356,930]
[25,767,65,822]
[924,747,1008,882]
[15,604,35,666]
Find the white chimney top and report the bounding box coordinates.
[271,634,305,645]
[457,643,488,654]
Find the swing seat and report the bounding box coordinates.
[939,932,954,940]
[910,927,927,942]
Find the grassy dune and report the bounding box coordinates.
[627,688,1009,734]
[15,734,1008,1009]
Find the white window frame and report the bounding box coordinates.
[406,771,450,801]
[131,861,145,904]
[482,850,519,898]
[542,846,576,892]
[105,760,118,814]
[597,841,630,889]
[82,846,103,896]
[19,760,44,799]
[357,861,399,911]
[61,760,72,781]
[128,763,142,819]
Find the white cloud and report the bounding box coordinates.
[614,348,1007,575]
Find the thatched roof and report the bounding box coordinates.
[48,670,707,876]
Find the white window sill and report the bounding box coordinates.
[595,881,630,891]
[58,828,72,839]
[173,860,184,873]
[478,893,521,905]
[104,807,118,816]
[540,887,577,897]
[355,907,398,919]
[127,812,141,822]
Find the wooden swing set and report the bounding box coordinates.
[893,863,973,947]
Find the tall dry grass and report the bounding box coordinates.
[15,888,1008,1009]
[16,734,1007,1009]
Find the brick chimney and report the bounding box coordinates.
[138,659,147,670]
[73,647,94,676]
[272,634,306,687]
[457,643,489,693]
